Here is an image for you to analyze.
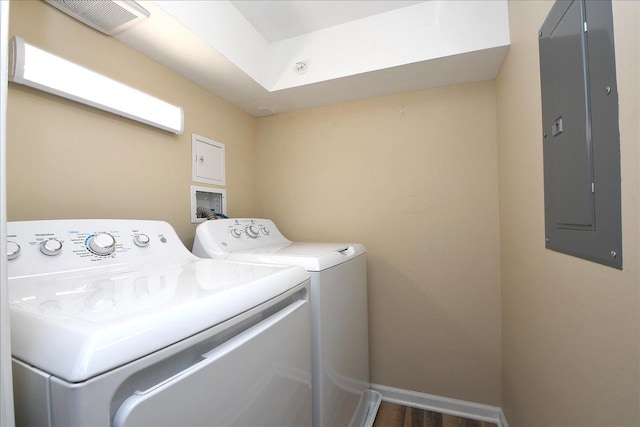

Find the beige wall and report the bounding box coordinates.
[7,0,257,247]
[255,82,502,405]
[496,1,640,426]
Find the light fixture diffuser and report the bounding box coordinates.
[8,36,184,134]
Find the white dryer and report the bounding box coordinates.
[193,218,381,427]
[7,219,312,427]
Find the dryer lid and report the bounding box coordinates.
[229,242,366,272]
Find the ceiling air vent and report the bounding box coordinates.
[45,0,150,36]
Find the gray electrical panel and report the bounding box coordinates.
[539,0,622,269]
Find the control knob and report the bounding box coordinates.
[134,233,150,247]
[245,224,259,238]
[87,232,116,256]
[7,241,20,260]
[260,226,270,235]
[230,227,243,238]
[40,238,63,256]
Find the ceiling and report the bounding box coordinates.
[229,1,424,43]
[111,1,510,117]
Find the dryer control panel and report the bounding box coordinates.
[193,218,290,257]
[7,219,194,278]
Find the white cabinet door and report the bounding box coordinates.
[192,135,225,186]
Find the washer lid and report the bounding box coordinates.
[9,259,308,383]
[229,243,366,272]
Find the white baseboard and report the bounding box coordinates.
[499,409,509,427]
[371,383,508,427]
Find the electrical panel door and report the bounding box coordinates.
[539,0,622,269]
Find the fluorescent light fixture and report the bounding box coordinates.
[8,36,184,134]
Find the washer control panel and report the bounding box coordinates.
[7,219,193,278]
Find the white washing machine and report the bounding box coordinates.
[7,219,312,427]
[193,218,381,427]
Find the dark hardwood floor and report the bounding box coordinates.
[372,401,499,427]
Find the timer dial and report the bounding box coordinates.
[87,232,116,255]
[245,224,259,238]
